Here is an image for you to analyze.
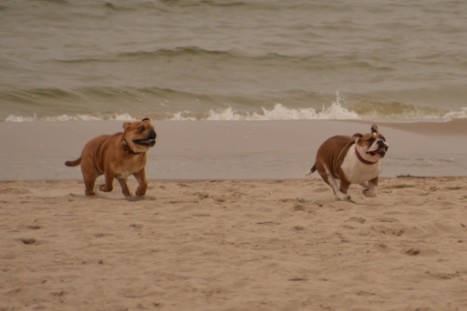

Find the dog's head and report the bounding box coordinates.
[122,118,157,153]
[353,124,389,162]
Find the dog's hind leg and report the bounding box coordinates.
[317,163,350,201]
[330,175,351,201]
[79,158,98,196]
[339,177,351,197]
[83,172,97,196]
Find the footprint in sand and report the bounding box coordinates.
[19,238,37,245]
[346,217,366,224]
[405,248,421,256]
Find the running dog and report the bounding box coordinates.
[308,124,389,201]
[65,118,156,198]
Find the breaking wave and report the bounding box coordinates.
[171,102,360,121]
[6,102,467,122]
[5,113,135,123]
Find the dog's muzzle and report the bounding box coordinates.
[134,129,157,147]
[367,140,389,157]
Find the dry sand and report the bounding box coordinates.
[1,177,467,311]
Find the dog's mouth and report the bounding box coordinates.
[366,146,388,157]
[133,131,156,147]
[134,138,156,147]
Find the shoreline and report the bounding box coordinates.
[2,119,467,180]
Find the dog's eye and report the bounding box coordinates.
[138,126,145,132]
[368,138,375,144]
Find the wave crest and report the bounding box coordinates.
[5,113,135,122]
[6,103,467,122]
[199,103,360,121]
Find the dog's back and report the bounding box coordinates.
[311,135,354,177]
[65,134,114,169]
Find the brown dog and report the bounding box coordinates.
[65,118,157,198]
[307,124,389,201]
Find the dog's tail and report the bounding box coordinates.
[65,157,81,167]
[305,163,317,176]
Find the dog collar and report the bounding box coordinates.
[355,148,377,165]
[121,139,141,155]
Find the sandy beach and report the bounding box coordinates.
[1,177,467,310]
[1,119,467,310]
[3,1,467,309]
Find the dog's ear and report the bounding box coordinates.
[352,133,363,143]
[142,118,150,122]
[371,124,379,134]
[122,122,131,130]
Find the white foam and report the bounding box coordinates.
[443,107,467,119]
[5,115,38,122]
[43,114,101,122]
[111,113,135,121]
[5,105,467,122]
[5,113,135,122]
[170,111,197,121]
[203,102,360,121]
[189,91,360,121]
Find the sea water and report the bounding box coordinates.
[1,0,467,122]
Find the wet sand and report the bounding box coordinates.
[1,119,467,180]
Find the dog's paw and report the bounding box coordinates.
[98,184,113,192]
[135,190,147,197]
[362,188,377,197]
[336,191,351,201]
[126,195,144,202]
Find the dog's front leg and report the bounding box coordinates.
[99,172,114,193]
[133,170,147,197]
[117,178,131,197]
[363,177,378,197]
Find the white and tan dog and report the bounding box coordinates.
[307,124,389,201]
